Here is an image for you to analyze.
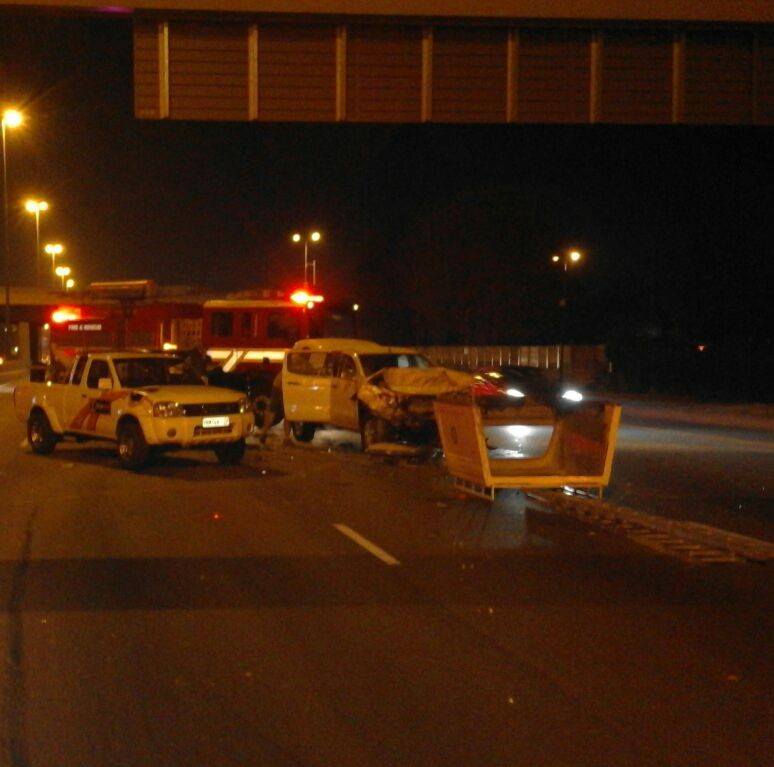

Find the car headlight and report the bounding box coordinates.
[506,388,526,398]
[561,389,583,402]
[238,397,250,414]
[152,401,184,417]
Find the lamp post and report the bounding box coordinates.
[25,199,48,288]
[55,265,71,290]
[44,242,64,286]
[551,249,583,382]
[291,230,322,285]
[2,108,23,358]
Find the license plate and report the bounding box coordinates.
[202,416,229,429]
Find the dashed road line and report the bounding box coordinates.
[334,524,401,566]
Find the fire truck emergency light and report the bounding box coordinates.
[51,306,82,324]
[290,290,324,306]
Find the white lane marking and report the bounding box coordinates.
[333,524,400,566]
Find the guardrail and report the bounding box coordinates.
[420,344,608,384]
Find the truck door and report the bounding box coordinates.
[65,358,117,438]
[283,350,331,423]
[62,355,89,432]
[329,353,359,430]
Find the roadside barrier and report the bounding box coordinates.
[528,491,774,564]
[433,398,621,500]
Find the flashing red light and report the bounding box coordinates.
[290,289,324,306]
[51,306,82,324]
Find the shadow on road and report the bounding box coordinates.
[29,446,285,481]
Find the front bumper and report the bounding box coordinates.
[145,413,255,447]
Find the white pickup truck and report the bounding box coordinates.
[13,351,254,469]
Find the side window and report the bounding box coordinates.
[210,312,233,338]
[286,352,327,376]
[339,355,356,379]
[240,313,252,335]
[323,352,341,377]
[86,359,110,390]
[268,311,300,343]
[71,356,88,385]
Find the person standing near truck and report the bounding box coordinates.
[258,369,284,444]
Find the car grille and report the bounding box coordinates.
[182,402,241,417]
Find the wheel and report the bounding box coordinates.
[27,410,58,455]
[360,415,391,452]
[286,421,316,444]
[214,439,246,465]
[117,421,152,470]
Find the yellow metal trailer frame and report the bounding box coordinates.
[434,399,621,501]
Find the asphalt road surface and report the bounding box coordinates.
[611,411,774,541]
[1,397,772,766]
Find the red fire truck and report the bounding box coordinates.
[47,281,203,358]
[201,294,312,373]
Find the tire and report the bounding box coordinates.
[117,420,152,470]
[27,410,58,455]
[214,439,246,465]
[287,421,316,444]
[360,415,391,452]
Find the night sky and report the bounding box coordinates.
[1,13,772,365]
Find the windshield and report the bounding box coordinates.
[113,357,205,387]
[359,353,430,376]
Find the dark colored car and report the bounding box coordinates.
[472,366,584,408]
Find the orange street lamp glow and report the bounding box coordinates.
[55,264,71,290]
[551,254,560,263]
[569,250,582,262]
[25,199,48,214]
[291,230,323,284]
[1,109,23,129]
[25,200,49,286]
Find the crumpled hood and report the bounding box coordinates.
[377,367,474,396]
[357,367,474,423]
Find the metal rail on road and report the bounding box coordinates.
[528,491,774,565]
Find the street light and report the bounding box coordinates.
[2,108,24,357]
[65,277,75,291]
[24,199,48,287]
[55,265,71,290]
[551,249,585,382]
[291,230,322,285]
[44,242,64,283]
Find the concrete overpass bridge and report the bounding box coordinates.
[1,1,772,124]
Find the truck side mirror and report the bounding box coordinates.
[98,377,113,392]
